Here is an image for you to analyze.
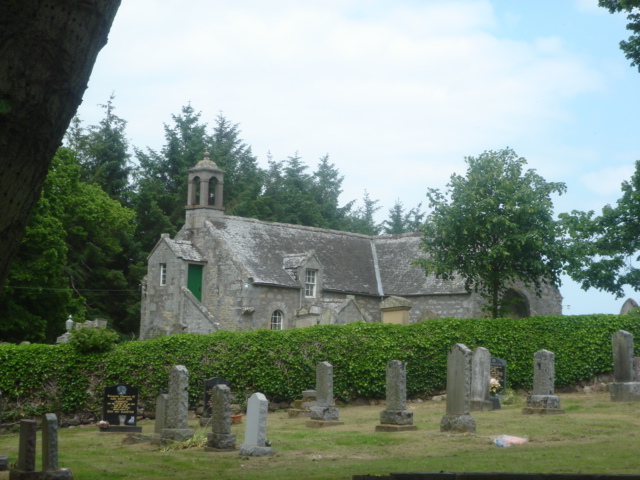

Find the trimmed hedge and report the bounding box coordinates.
[1,313,639,421]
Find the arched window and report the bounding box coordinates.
[191,176,201,205]
[270,310,283,330]
[501,289,530,318]
[208,177,217,206]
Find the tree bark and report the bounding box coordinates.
[0,0,121,288]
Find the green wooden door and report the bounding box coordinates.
[187,264,203,301]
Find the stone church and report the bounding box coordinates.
[139,155,563,340]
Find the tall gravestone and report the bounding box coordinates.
[11,415,72,480]
[161,365,195,443]
[376,360,417,432]
[202,377,229,418]
[522,349,565,414]
[307,362,343,428]
[205,384,236,451]
[490,357,507,391]
[101,384,142,433]
[154,393,169,435]
[610,330,640,401]
[239,393,273,456]
[440,343,476,433]
[470,347,493,412]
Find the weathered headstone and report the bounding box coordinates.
[470,348,493,412]
[610,330,640,401]
[288,389,317,418]
[376,360,417,432]
[154,393,169,434]
[440,343,476,433]
[101,384,142,433]
[490,357,507,392]
[205,384,236,451]
[42,413,58,471]
[161,365,195,442]
[307,362,343,428]
[202,377,229,418]
[11,415,73,479]
[523,349,565,414]
[17,420,36,472]
[239,392,273,456]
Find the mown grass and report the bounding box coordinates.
[1,392,639,479]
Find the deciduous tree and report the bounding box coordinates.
[600,0,640,72]
[561,159,640,298]
[415,148,566,318]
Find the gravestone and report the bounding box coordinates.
[239,392,273,456]
[610,330,640,401]
[490,357,507,392]
[307,362,343,428]
[205,384,236,451]
[523,349,565,414]
[101,384,142,433]
[440,343,476,433]
[202,377,229,418]
[288,389,317,418]
[376,360,417,432]
[161,365,195,443]
[10,415,73,480]
[154,393,169,434]
[17,420,36,472]
[470,348,493,412]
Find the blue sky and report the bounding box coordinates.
[75,0,640,315]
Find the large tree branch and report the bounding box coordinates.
[0,0,121,288]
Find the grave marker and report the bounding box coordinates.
[523,349,565,414]
[490,357,507,392]
[610,330,640,401]
[307,362,343,428]
[161,365,194,443]
[471,347,493,412]
[11,415,72,479]
[101,384,142,433]
[205,384,236,451]
[239,392,273,456]
[376,360,417,432]
[203,377,229,418]
[440,343,476,433]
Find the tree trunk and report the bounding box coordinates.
[0,0,121,288]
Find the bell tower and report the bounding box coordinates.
[185,152,225,227]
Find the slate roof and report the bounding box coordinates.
[203,216,466,297]
[165,239,206,263]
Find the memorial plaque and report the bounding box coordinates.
[103,384,139,426]
[490,357,507,392]
[203,377,229,417]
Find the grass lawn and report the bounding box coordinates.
[1,391,639,479]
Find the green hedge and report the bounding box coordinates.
[1,313,639,421]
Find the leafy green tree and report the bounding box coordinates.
[415,148,566,318]
[383,199,425,234]
[0,148,136,342]
[600,0,640,72]
[345,190,382,235]
[133,104,208,252]
[561,159,640,298]
[311,155,355,230]
[207,114,263,218]
[73,94,132,204]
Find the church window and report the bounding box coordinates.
[270,310,283,330]
[305,269,317,297]
[159,263,167,286]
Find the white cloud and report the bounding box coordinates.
[581,164,635,196]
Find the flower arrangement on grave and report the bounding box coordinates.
[489,377,501,396]
[97,420,110,429]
